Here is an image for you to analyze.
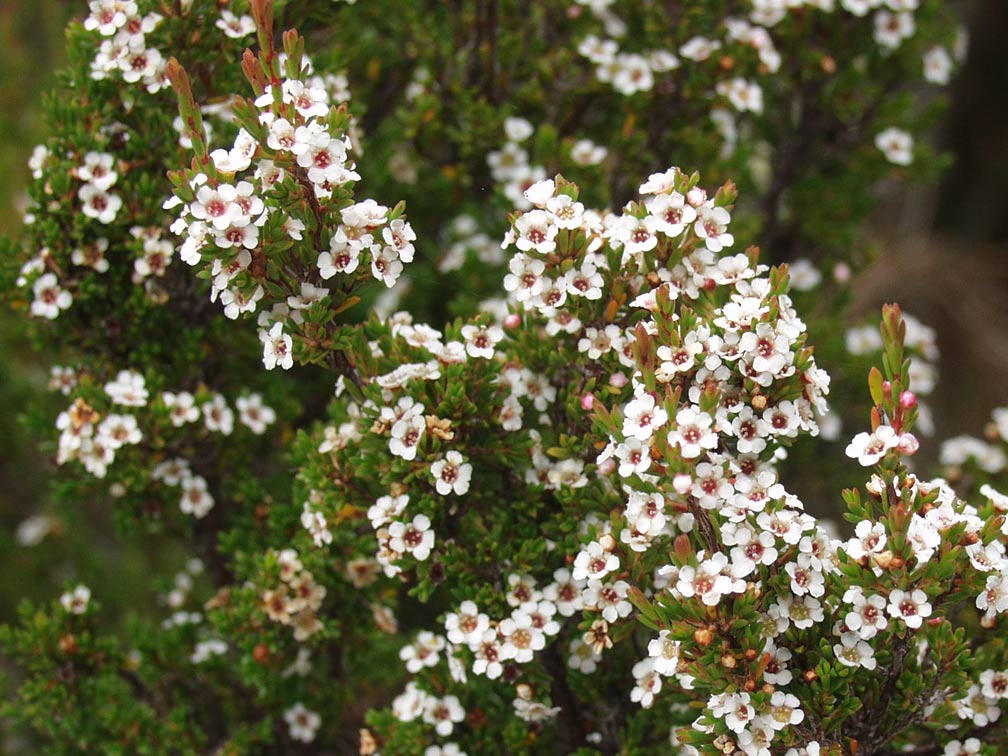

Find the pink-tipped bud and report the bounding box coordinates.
[898,432,919,456]
[881,380,892,397]
[504,313,521,329]
[673,473,692,495]
[597,458,616,476]
[581,393,596,411]
[686,187,707,207]
[833,262,851,284]
[609,372,628,388]
[899,390,917,409]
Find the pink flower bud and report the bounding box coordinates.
[609,372,628,388]
[673,473,692,495]
[686,187,707,207]
[581,393,595,411]
[898,432,919,455]
[504,313,521,329]
[597,458,616,475]
[833,262,851,283]
[899,391,917,409]
[882,380,892,397]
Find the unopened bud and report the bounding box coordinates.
[253,644,270,663]
[686,187,707,207]
[899,391,917,408]
[581,393,595,411]
[504,313,521,329]
[721,654,736,669]
[59,634,78,654]
[832,262,851,283]
[897,432,919,455]
[804,669,818,683]
[599,533,617,552]
[598,458,616,475]
[694,628,714,647]
[673,473,692,495]
[881,380,892,397]
[750,393,767,411]
[609,372,628,388]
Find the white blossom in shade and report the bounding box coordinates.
[499,610,546,663]
[693,205,733,252]
[471,627,508,678]
[668,407,718,459]
[647,630,681,676]
[367,493,409,529]
[236,394,276,434]
[572,540,620,583]
[391,681,429,722]
[874,10,915,49]
[842,587,888,639]
[505,573,541,610]
[875,127,914,166]
[60,584,91,614]
[430,451,472,495]
[79,184,122,224]
[980,669,1008,700]
[923,45,953,85]
[583,579,632,623]
[191,639,228,664]
[942,739,982,756]
[160,391,198,427]
[543,567,585,616]
[202,394,234,435]
[389,412,425,460]
[578,324,622,360]
[301,502,332,547]
[887,588,932,629]
[258,322,294,372]
[709,691,755,734]
[630,657,662,708]
[716,77,764,114]
[151,458,191,487]
[834,632,877,670]
[513,209,557,254]
[283,703,320,743]
[104,369,149,406]
[766,691,805,730]
[906,514,942,564]
[646,191,696,238]
[566,635,602,674]
[503,253,547,302]
[216,10,255,38]
[845,520,887,561]
[423,694,465,737]
[399,631,445,674]
[621,391,668,441]
[425,744,468,756]
[676,553,732,606]
[445,601,490,646]
[845,425,899,466]
[460,323,504,359]
[388,514,435,561]
[97,413,141,449]
[31,273,73,319]
[179,475,214,518]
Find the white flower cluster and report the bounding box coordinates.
[261,549,325,641]
[84,0,168,93]
[167,66,415,373]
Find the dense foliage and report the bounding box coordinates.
[4,1,1008,755]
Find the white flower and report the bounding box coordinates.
[460,323,503,359]
[430,451,472,495]
[283,703,321,743]
[423,694,466,737]
[60,584,91,614]
[236,393,276,434]
[179,475,214,518]
[693,205,734,252]
[923,46,953,85]
[388,514,435,561]
[875,127,914,166]
[888,588,932,629]
[216,10,255,38]
[31,273,73,319]
[104,369,148,407]
[834,632,877,670]
[572,540,620,583]
[622,392,668,441]
[260,322,294,370]
[845,425,899,465]
[668,407,717,459]
[202,394,234,435]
